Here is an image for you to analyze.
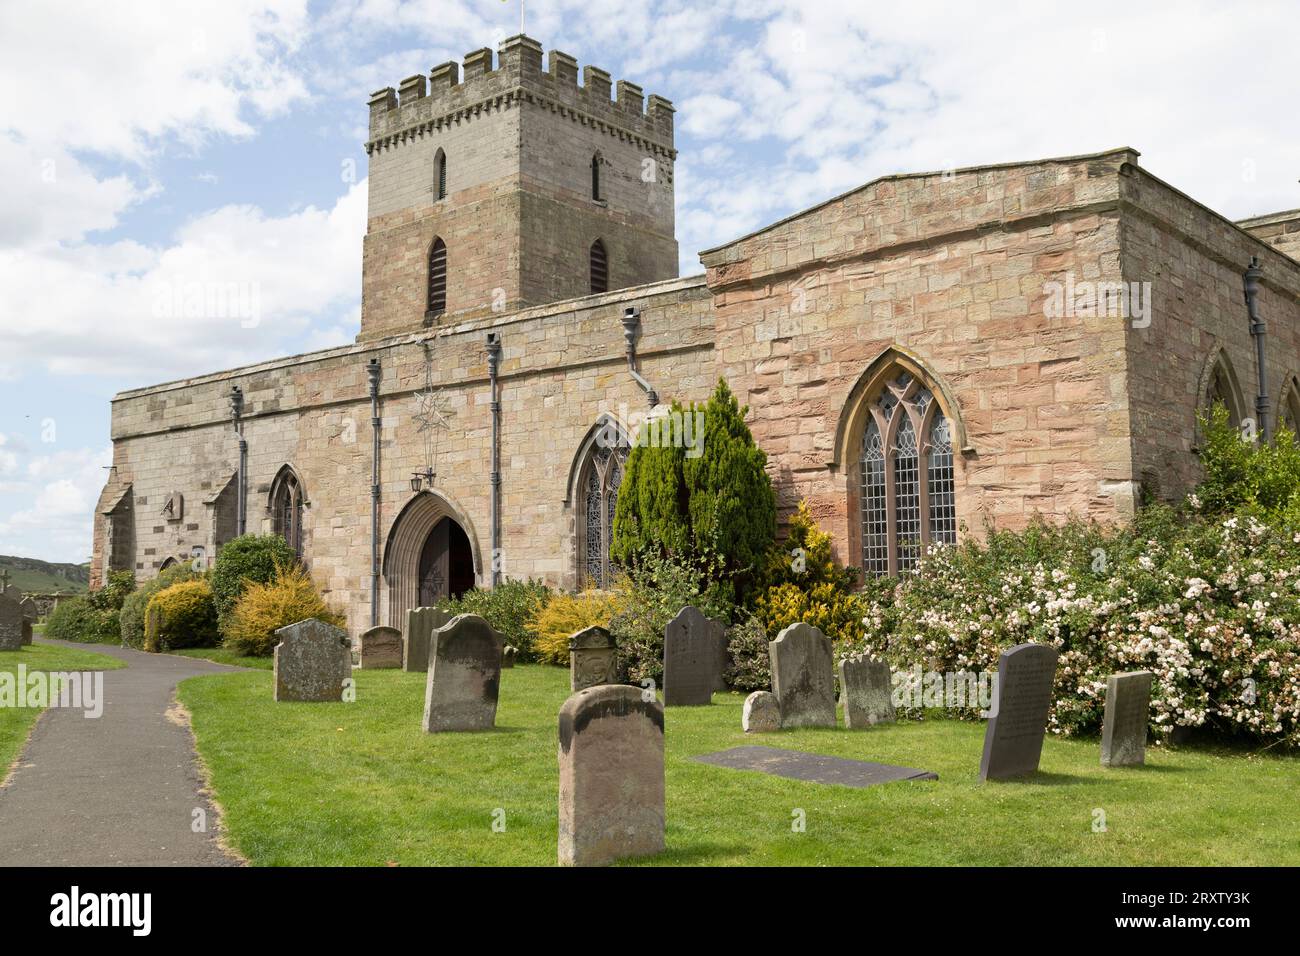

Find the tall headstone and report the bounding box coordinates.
[1101,670,1153,767]
[979,643,1058,781]
[358,625,403,669]
[742,691,781,733]
[404,606,452,673]
[768,622,836,728]
[422,614,504,732]
[0,594,24,651]
[663,606,719,706]
[569,626,617,692]
[558,684,665,867]
[18,595,37,646]
[273,618,353,702]
[711,620,730,692]
[839,654,895,728]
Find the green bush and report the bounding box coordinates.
[143,579,219,652]
[1197,402,1300,517]
[436,579,552,660]
[725,613,772,692]
[210,534,297,632]
[121,564,198,648]
[44,597,119,644]
[612,379,776,605]
[610,550,735,685]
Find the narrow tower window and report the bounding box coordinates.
[589,239,608,294]
[427,237,447,318]
[591,153,602,201]
[435,149,447,200]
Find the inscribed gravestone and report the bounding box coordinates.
[273,618,352,702]
[0,595,23,651]
[422,614,504,732]
[663,606,717,706]
[404,606,452,673]
[19,596,37,646]
[839,654,895,728]
[569,626,616,692]
[768,622,836,728]
[742,691,781,733]
[979,643,1058,781]
[1101,670,1153,767]
[358,625,402,669]
[558,683,665,867]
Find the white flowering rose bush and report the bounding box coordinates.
[852,506,1300,747]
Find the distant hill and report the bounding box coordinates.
[0,555,90,594]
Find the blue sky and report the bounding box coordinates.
[1,0,1298,563]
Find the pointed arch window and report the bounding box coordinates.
[579,443,626,587]
[859,371,957,576]
[270,467,305,559]
[591,152,602,201]
[435,149,447,200]
[1280,378,1300,437]
[589,239,608,294]
[427,237,447,318]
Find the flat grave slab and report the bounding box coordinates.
[691,745,937,788]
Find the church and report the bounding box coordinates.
[92,34,1300,636]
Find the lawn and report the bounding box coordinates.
[0,642,126,778]
[177,663,1299,867]
[169,647,272,670]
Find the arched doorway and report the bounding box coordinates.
[417,516,475,606]
[382,491,483,627]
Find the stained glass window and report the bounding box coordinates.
[858,370,958,576]
[581,443,626,587]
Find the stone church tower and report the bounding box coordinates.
[93,34,1300,641]
[360,34,678,340]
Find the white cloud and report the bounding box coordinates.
[0,445,112,562]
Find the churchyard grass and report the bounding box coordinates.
[0,643,125,777]
[169,647,274,670]
[177,663,1299,867]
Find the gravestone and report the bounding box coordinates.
[742,691,781,733]
[569,626,617,692]
[663,606,721,706]
[558,683,665,867]
[712,624,730,692]
[768,622,836,728]
[1101,670,1153,767]
[404,606,452,673]
[502,645,517,669]
[358,625,402,669]
[273,618,352,702]
[694,746,938,787]
[839,654,895,728]
[0,594,23,651]
[422,614,504,732]
[979,643,1059,781]
[18,596,36,646]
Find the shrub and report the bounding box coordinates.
[121,564,197,648]
[89,570,137,614]
[725,613,772,692]
[529,589,623,665]
[612,379,776,605]
[436,579,552,660]
[143,579,219,652]
[224,563,343,657]
[210,534,297,631]
[44,597,119,644]
[1197,403,1300,518]
[610,550,735,685]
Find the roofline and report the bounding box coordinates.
[1236,208,1300,228]
[696,146,1141,257]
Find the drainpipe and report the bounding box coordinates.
[367,357,382,626]
[621,306,659,408]
[486,333,502,588]
[1244,256,1269,442]
[229,386,247,535]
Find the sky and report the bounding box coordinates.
[1,0,1298,564]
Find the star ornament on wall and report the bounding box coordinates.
[413,387,455,435]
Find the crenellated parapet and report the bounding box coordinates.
[366,34,675,159]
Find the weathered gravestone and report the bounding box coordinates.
[693,746,938,787]
[358,625,403,669]
[839,654,895,728]
[569,626,616,692]
[558,683,665,867]
[1101,670,1153,767]
[663,605,723,706]
[273,619,353,702]
[404,606,452,672]
[979,643,1059,781]
[742,690,781,733]
[422,614,504,732]
[0,595,24,651]
[18,596,36,646]
[768,622,836,728]
[502,645,517,669]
